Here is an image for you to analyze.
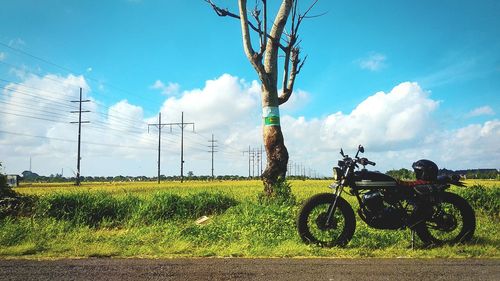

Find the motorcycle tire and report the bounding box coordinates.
[297,193,356,247]
[415,192,476,245]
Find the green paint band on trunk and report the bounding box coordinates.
[262,106,280,127]
[264,116,280,126]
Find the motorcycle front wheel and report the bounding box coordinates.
[297,193,356,247]
[415,192,476,245]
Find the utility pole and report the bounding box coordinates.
[148,112,168,184]
[260,146,264,175]
[242,146,251,178]
[208,134,218,179]
[164,112,194,183]
[251,148,256,177]
[255,148,260,177]
[70,87,90,186]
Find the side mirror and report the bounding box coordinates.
[358,145,364,153]
[340,148,345,157]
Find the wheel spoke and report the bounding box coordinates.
[427,202,463,242]
[307,203,346,245]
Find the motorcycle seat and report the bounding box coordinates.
[397,180,431,188]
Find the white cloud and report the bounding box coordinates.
[8,38,25,48]
[159,74,261,132]
[358,53,386,71]
[0,73,93,172]
[436,120,500,169]
[280,89,310,112]
[320,82,439,151]
[0,73,262,176]
[0,52,5,61]
[466,106,495,118]
[1,74,498,177]
[150,80,180,95]
[281,83,498,173]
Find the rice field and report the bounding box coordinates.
[0,179,498,259]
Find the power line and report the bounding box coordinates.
[0,84,78,110]
[0,42,161,108]
[0,110,72,124]
[0,41,76,74]
[0,130,155,151]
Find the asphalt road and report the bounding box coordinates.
[0,258,498,281]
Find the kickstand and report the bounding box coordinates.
[411,229,415,250]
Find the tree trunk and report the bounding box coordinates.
[260,86,289,195]
[262,125,289,195]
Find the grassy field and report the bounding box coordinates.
[0,179,498,259]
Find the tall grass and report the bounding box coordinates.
[33,191,238,227]
[455,184,499,218]
[1,181,499,258]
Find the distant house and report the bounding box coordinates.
[6,175,20,187]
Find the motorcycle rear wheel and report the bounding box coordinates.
[415,192,475,245]
[297,193,356,247]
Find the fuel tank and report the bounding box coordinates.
[353,170,398,190]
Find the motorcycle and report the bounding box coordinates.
[297,145,476,247]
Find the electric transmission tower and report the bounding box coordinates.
[164,112,195,183]
[208,134,218,179]
[148,112,168,184]
[243,146,264,178]
[70,87,90,186]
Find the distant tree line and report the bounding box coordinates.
[19,170,256,183]
[385,168,499,180]
[11,167,500,183]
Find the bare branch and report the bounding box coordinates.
[251,4,266,55]
[264,0,293,77]
[261,0,268,56]
[277,0,319,105]
[206,0,315,106]
[205,0,285,52]
[279,47,302,105]
[238,0,267,79]
[302,10,328,19]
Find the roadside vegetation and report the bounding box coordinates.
[0,179,498,258]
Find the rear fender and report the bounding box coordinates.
[437,175,466,187]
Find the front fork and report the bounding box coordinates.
[326,181,344,225]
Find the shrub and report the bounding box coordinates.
[136,191,238,224]
[0,163,32,220]
[456,184,499,218]
[258,179,296,206]
[33,191,238,227]
[35,192,136,227]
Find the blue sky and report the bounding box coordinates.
[0,0,498,176]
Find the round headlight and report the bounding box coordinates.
[332,167,341,180]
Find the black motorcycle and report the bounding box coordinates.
[297,145,476,247]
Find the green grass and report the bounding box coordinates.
[0,180,498,258]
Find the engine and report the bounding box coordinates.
[361,191,406,229]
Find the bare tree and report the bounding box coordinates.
[206,0,317,196]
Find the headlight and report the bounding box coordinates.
[332,167,342,181]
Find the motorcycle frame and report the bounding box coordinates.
[326,162,415,229]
